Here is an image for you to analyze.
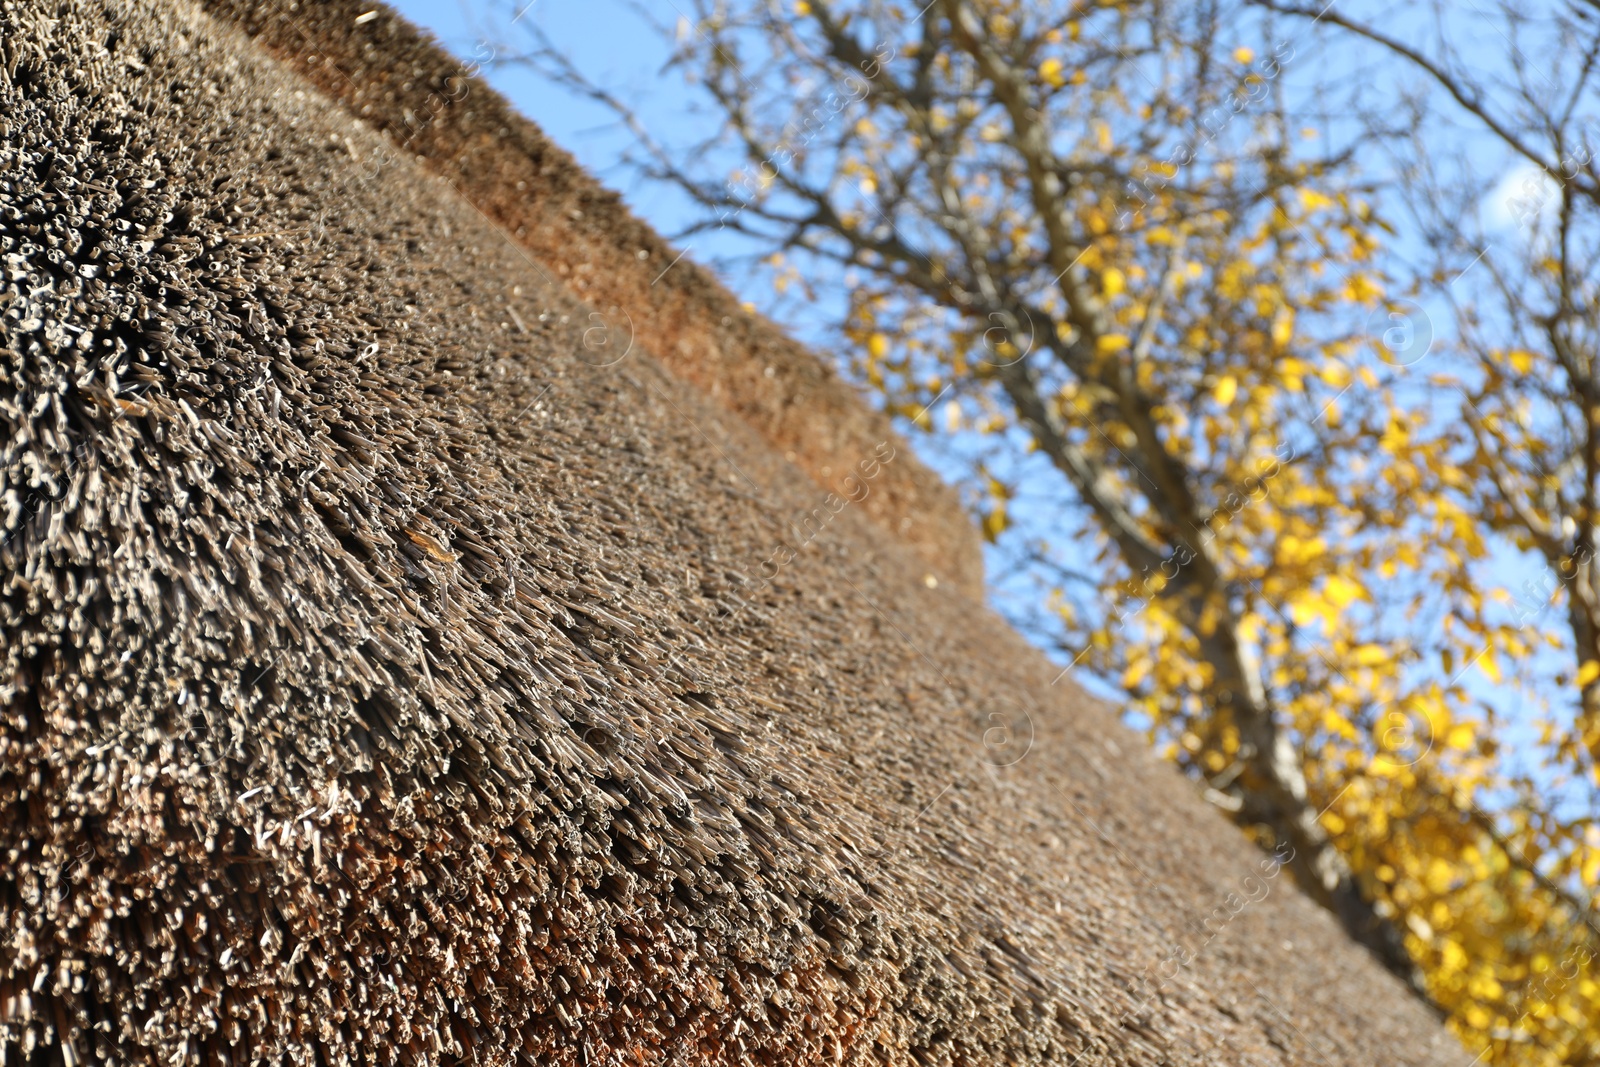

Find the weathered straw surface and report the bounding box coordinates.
[197,0,986,601]
[0,1,1466,1065]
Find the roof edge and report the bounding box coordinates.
[198,0,985,597]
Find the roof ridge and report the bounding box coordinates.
[198,0,986,597]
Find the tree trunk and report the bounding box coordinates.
[1186,597,1428,995]
[1565,551,1600,764]
[993,359,1428,995]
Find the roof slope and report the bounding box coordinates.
[0,1,1465,1065]
[198,0,986,602]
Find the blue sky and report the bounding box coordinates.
[387,0,714,237]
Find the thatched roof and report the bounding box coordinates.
[0,1,1467,1064]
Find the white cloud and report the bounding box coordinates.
[1481,160,1561,237]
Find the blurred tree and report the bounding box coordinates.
[499,0,1600,1057]
[1253,1,1600,1060]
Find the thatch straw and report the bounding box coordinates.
[0,1,1467,1064]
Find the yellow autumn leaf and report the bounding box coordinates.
[1289,593,1322,627]
[1300,188,1336,212]
[1271,308,1295,347]
[1323,574,1364,608]
[1579,660,1600,687]
[981,507,1008,541]
[1039,57,1066,88]
[1102,267,1126,298]
[1351,644,1389,667]
[1233,46,1255,63]
[1213,375,1238,405]
[1344,274,1383,303]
